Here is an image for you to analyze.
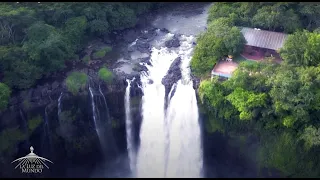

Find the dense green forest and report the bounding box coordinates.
[0,2,165,111]
[193,2,320,177]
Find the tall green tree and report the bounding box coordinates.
[280,31,320,66]
[299,3,320,31]
[191,32,226,76]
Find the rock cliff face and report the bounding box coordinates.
[0,19,147,180]
[0,70,144,177]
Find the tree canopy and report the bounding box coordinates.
[280,30,320,66]
[199,61,320,177]
[0,2,163,91]
[208,2,320,33]
[191,17,246,77]
[199,3,320,177]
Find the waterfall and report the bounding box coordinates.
[19,109,30,148]
[165,36,203,177]
[89,87,103,144]
[136,44,178,178]
[57,92,63,121]
[99,84,110,123]
[42,106,51,154]
[99,84,118,156]
[19,109,28,132]
[125,78,136,174]
[89,84,117,159]
[136,34,203,177]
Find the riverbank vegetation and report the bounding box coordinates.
[93,46,112,59]
[197,2,320,177]
[191,17,246,77]
[208,2,320,33]
[0,2,165,110]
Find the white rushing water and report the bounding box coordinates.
[165,36,203,177]
[136,34,203,178]
[125,78,136,174]
[57,92,63,121]
[89,87,105,150]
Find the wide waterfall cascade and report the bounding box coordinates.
[125,78,136,174]
[166,35,203,178]
[136,45,179,178]
[136,34,203,178]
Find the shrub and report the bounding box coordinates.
[92,46,112,59]
[98,67,113,83]
[66,72,88,95]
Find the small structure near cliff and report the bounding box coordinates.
[211,61,238,79]
[211,27,288,79]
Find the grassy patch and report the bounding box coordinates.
[233,55,260,64]
[98,67,113,83]
[233,55,247,63]
[92,46,112,59]
[66,72,88,95]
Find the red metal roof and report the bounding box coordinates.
[241,27,288,51]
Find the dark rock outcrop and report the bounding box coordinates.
[162,57,182,108]
[191,73,201,90]
[122,29,139,43]
[136,39,151,53]
[140,29,157,41]
[165,34,180,48]
[139,57,151,65]
[134,63,148,73]
[160,28,170,33]
[162,57,182,89]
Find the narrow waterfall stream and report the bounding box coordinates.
[125,78,136,175]
[58,92,63,117]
